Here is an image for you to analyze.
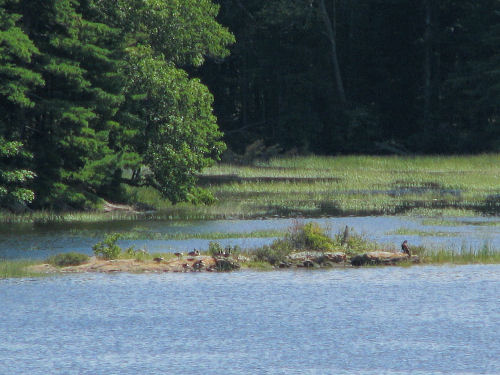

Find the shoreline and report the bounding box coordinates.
[25,251,420,275]
[2,250,499,279]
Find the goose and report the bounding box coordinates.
[193,259,205,271]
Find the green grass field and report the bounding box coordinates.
[2,154,499,223]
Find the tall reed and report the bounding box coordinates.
[0,260,41,279]
[416,243,500,264]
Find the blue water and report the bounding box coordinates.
[1,265,499,374]
[1,216,500,260]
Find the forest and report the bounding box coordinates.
[1,0,499,210]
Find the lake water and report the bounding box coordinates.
[1,265,499,374]
[1,216,499,260]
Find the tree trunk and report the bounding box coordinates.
[423,0,432,128]
[318,0,347,106]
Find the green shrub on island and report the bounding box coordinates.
[208,241,223,256]
[254,239,294,265]
[288,222,335,251]
[125,246,151,261]
[208,241,242,257]
[92,233,122,260]
[332,229,374,255]
[47,252,89,267]
[251,222,377,265]
[254,222,336,265]
[91,234,155,261]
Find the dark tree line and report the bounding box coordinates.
[201,0,500,155]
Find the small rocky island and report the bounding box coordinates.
[27,222,421,275]
[29,250,419,274]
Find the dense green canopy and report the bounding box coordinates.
[0,0,233,209]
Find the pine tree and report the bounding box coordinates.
[15,0,125,208]
[0,0,42,207]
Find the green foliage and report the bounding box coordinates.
[0,0,233,209]
[287,222,335,251]
[88,0,232,204]
[46,252,89,267]
[187,187,216,205]
[122,48,226,203]
[92,233,122,259]
[253,221,373,264]
[0,137,35,207]
[124,246,150,261]
[208,241,223,256]
[208,242,241,257]
[0,0,44,108]
[333,228,373,256]
[254,239,293,265]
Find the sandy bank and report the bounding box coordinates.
[28,256,219,274]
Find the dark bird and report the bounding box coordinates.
[174,252,183,259]
[153,257,164,263]
[401,240,411,256]
[188,249,200,256]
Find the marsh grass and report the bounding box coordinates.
[203,155,500,218]
[2,154,499,223]
[422,218,500,227]
[417,244,500,264]
[118,251,177,262]
[110,229,284,241]
[387,228,459,237]
[241,260,274,270]
[0,260,42,278]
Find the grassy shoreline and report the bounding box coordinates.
[1,154,500,223]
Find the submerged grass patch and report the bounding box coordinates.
[109,229,284,241]
[0,260,42,279]
[240,260,274,271]
[421,218,500,227]
[387,228,459,237]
